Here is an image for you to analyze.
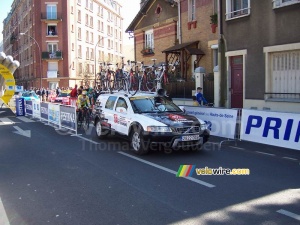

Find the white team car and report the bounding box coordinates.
[92,91,210,155]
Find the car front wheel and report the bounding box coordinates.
[130,127,148,155]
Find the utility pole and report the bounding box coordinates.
[218,0,227,108]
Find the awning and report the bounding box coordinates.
[185,48,205,56]
[162,41,199,53]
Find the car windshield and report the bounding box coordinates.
[130,96,182,113]
[58,92,70,97]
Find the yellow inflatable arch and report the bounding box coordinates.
[0,52,20,106]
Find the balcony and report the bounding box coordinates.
[41,12,62,22]
[42,51,63,60]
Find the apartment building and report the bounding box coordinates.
[3,0,123,90]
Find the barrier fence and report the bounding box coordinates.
[183,106,300,151]
[23,100,77,135]
[15,98,299,151]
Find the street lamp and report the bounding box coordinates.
[19,32,42,89]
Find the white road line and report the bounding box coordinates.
[16,116,35,122]
[0,197,10,225]
[118,151,215,188]
[277,209,300,221]
[0,118,15,125]
[73,135,99,145]
[282,157,298,161]
[229,146,245,150]
[255,151,275,156]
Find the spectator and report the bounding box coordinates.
[192,95,200,106]
[70,84,78,97]
[195,87,207,106]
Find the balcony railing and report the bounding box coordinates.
[42,51,63,60]
[41,12,62,21]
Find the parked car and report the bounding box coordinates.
[92,90,210,154]
[16,91,40,101]
[52,91,71,104]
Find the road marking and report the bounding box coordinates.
[73,135,99,145]
[0,117,15,125]
[118,151,215,188]
[277,209,300,221]
[282,157,298,161]
[229,146,245,150]
[0,197,10,225]
[16,116,35,122]
[255,151,275,156]
[13,126,31,138]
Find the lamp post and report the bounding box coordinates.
[19,33,42,89]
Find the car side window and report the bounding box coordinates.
[116,97,128,110]
[105,96,117,110]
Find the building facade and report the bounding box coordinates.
[126,0,218,99]
[3,0,124,90]
[221,0,300,112]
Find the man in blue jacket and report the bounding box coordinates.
[195,87,207,106]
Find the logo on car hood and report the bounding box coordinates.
[144,112,198,126]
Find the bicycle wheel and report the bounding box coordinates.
[146,71,156,92]
[128,73,139,95]
[107,71,115,92]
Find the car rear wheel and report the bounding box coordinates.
[130,126,148,155]
[95,119,108,139]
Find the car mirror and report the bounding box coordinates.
[116,107,127,113]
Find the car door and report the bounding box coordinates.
[103,96,117,132]
[114,97,130,135]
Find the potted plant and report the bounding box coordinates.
[210,13,218,33]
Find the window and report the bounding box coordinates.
[91,33,94,44]
[86,31,89,42]
[78,28,82,40]
[90,0,93,11]
[188,0,196,21]
[98,20,100,30]
[78,45,82,58]
[105,96,117,110]
[79,63,83,74]
[264,44,300,101]
[78,0,81,5]
[91,49,94,60]
[85,14,88,25]
[86,47,89,59]
[48,43,58,53]
[116,97,128,110]
[226,0,250,20]
[47,25,57,35]
[78,10,81,22]
[273,0,300,8]
[72,43,74,51]
[47,4,57,19]
[145,30,154,49]
[90,16,93,27]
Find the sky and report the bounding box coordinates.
[0,0,140,44]
[0,0,13,43]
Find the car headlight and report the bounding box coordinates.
[147,126,172,132]
[201,123,208,130]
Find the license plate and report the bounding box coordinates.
[181,135,200,141]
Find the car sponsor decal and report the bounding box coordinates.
[113,114,127,126]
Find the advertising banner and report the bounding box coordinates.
[240,109,300,151]
[32,101,41,118]
[60,105,76,130]
[25,100,33,115]
[15,97,25,116]
[183,106,238,139]
[40,102,49,121]
[48,103,60,125]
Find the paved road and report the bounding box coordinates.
[0,107,299,225]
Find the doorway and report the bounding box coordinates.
[230,56,243,108]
